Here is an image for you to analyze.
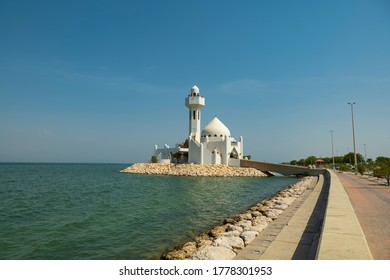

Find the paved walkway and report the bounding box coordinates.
[336,172,390,260]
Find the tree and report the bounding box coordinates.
[374,157,390,186]
[343,152,363,165]
[290,160,298,166]
[306,156,317,165]
[151,155,158,163]
[334,156,344,164]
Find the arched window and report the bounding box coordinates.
[193,111,196,120]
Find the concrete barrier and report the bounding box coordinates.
[316,170,373,259]
[240,159,325,176]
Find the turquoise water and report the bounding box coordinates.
[0,163,298,260]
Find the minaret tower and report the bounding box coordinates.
[185,85,205,142]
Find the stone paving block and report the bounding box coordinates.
[317,232,372,260]
[322,210,365,236]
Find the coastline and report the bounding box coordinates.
[120,163,267,177]
[161,175,317,260]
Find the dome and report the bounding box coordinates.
[190,85,200,95]
[201,117,231,137]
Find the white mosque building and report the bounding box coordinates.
[153,85,244,167]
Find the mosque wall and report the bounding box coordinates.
[228,158,241,167]
[188,139,202,164]
[200,144,213,164]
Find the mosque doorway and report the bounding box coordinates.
[230,148,239,159]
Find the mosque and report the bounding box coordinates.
[153,85,244,167]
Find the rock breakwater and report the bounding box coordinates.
[161,176,317,260]
[120,163,267,177]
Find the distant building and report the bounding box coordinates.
[153,85,244,166]
[315,159,327,168]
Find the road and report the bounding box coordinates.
[336,172,390,259]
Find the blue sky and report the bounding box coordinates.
[1,0,389,163]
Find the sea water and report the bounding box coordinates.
[0,163,298,259]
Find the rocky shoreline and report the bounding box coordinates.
[161,176,317,260]
[120,163,267,177]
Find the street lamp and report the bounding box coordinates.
[364,144,367,162]
[330,130,335,169]
[348,102,357,170]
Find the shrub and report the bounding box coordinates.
[357,164,366,175]
[338,164,349,172]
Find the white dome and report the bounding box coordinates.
[190,85,200,95]
[201,117,231,137]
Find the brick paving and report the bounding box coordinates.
[336,172,390,260]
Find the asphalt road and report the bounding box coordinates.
[336,172,390,260]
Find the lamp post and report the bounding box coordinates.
[364,144,367,162]
[330,130,335,169]
[348,102,357,170]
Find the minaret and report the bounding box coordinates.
[185,85,205,142]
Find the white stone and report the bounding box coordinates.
[213,236,245,250]
[249,223,268,233]
[264,209,283,219]
[253,215,271,226]
[251,211,262,217]
[191,246,236,260]
[220,231,241,237]
[240,231,259,245]
[226,224,244,233]
[236,220,252,230]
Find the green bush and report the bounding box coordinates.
[357,164,366,175]
[151,155,158,163]
[338,164,349,172]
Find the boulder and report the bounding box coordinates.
[236,212,252,221]
[264,208,283,219]
[220,231,241,237]
[213,236,245,250]
[240,231,259,245]
[226,224,243,233]
[209,225,228,237]
[223,218,236,224]
[249,223,268,233]
[191,246,236,260]
[251,211,262,217]
[236,220,252,230]
[253,215,271,226]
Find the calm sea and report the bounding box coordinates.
[0,163,298,260]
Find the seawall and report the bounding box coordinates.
[120,163,267,177]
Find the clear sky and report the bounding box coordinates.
[1,0,389,163]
